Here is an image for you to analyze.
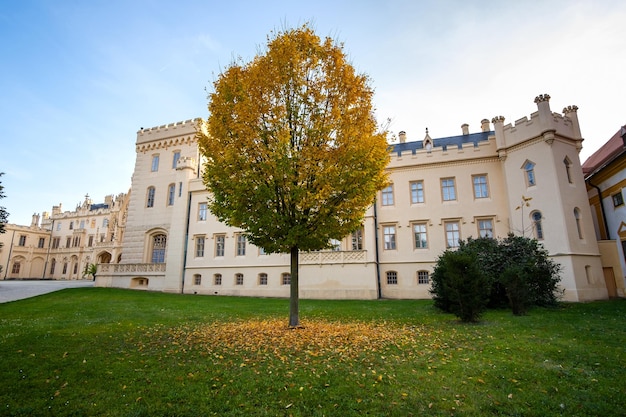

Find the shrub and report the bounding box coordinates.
[430,250,491,322]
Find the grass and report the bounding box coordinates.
[0,288,624,416]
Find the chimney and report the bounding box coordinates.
[398,131,407,143]
[461,124,469,135]
[481,119,490,132]
[31,213,40,228]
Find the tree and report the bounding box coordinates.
[84,263,98,281]
[197,25,389,327]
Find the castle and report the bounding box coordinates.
[2,94,624,300]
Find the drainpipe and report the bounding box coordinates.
[587,179,611,240]
[373,199,382,299]
[3,229,16,279]
[180,191,192,294]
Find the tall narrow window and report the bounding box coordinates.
[214,274,222,285]
[445,221,460,248]
[532,211,544,240]
[146,187,155,208]
[198,202,208,221]
[282,273,291,285]
[441,178,456,201]
[69,221,74,230]
[152,234,167,263]
[57,222,62,231]
[236,234,246,256]
[88,235,94,247]
[564,157,573,184]
[472,175,489,198]
[194,274,202,285]
[151,154,160,172]
[574,208,583,239]
[195,236,205,257]
[386,271,398,285]
[383,225,396,250]
[103,218,109,228]
[410,180,424,203]
[38,237,45,248]
[66,237,71,248]
[612,192,624,207]
[172,151,181,169]
[79,220,85,229]
[11,261,21,274]
[524,161,536,187]
[478,219,493,238]
[381,185,394,206]
[50,258,56,274]
[413,223,428,249]
[215,235,225,257]
[18,235,26,246]
[167,183,176,206]
[351,228,363,250]
[259,273,268,285]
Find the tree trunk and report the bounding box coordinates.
[289,246,300,328]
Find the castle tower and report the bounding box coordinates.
[495,94,605,301]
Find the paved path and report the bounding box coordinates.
[0,280,94,303]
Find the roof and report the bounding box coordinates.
[391,131,493,156]
[582,126,626,177]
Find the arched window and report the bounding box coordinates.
[574,208,583,239]
[532,211,543,240]
[146,187,156,208]
[564,157,573,184]
[151,234,167,263]
[167,183,176,206]
[523,161,536,187]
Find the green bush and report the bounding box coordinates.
[430,234,562,319]
[430,250,491,322]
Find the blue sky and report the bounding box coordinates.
[1,0,624,225]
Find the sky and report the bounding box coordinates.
[1,0,625,226]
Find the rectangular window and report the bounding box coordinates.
[524,161,536,187]
[418,271,430,284]
[56,222,62,231]
[478,219,494,238]
[410,181,424,204]
[195,236,205,257]
[178,181,182,197]
[79,220,85,229]
[282,273,291,285]
[146,187,155,208]
[73,236,80,247]
[215,235,225,257]
[172,151,181,169]
[236,234,246,256]
[413,223,428,249]
[167,184,175,206]
[383,225,396,250]
[151,155,160,172]
[52,237,60,249]
[18,235,26,246]
[441,178,456,201]
[214,274,222,285]
[472,175,489,198]
[88,235,94,247]
[69,221,74,230]
[194,275,201,285]
[386,271,398,285]
[198,202,208,221]
[103,218,109,228]
[351,228,363,250]
[66,237,71,248]
[612,192,624,207]
[11,262,20,274]
[90,219,96,228]
[235,273,244,285]
[445,221,461,248]
[38,237,45,248]
[259,273,268,285]
[381,185,394,206]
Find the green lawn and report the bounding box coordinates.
[0,288,624,416]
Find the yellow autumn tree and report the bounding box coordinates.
[197,25,389,327]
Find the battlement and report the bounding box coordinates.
[493,94,583,151]
[136,118,201,145]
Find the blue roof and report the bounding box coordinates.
[391,131,493,156]
[90,203,109,211]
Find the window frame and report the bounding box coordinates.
[386,271,398,285]
[259,273,268,285]
[215,234,226,257]
[198,202,208,221]
[351,228,363,250]
[282,273,291,285]
[523,161,536,187]
[214,274,222,285]
[441,177,457,201]
[472,174,489,199]
[412,222,428,249]
[235,273,244,286]
[172,151,181,169]
[444,220,461,248]
[612,192,624,207]
[531,211,544,240]
[382,224,397,250]
[167,183,176,206]
[146,186,156,208]
[236,234,246,256]
[195,235,205,257]
[151,154,160,172]
[381,184,394,206]
[417,270,430,285]
[410,180,425,204]
[477,218,494,238]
